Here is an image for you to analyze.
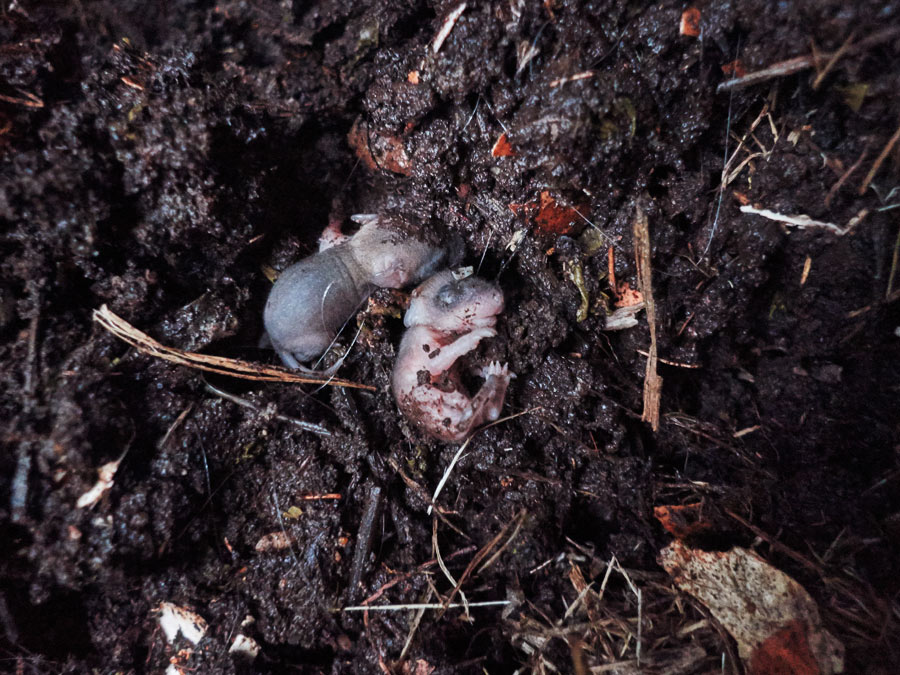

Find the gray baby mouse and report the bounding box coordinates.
[263,215,447,371]
[392,270,513,442]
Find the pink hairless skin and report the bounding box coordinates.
[392,270,513,442]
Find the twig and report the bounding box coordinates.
[549,71,595,88]
[725,509,823,575]
[357,544,478,609]
[887,224,900,299]
[477,513,525,575]
[159,405,193,449]
[703,42,740,258]
[348,484,383,601]
[717,26,900,93]
[716,55,812,93]
[10,443,31,523]
[812,30,857,90]
[93,305,374,390]
[398,590,431,660]
[388,457,468,538]
[343,600,508,612]
[24,296,39,397]
[634,205,661,431]
[431,2,467,54]
[426,407,541,515]
[825,143,871,207]
[636,350,700,369]
[204,382,331,436]
[859,119,900,195]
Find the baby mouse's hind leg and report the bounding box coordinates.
[276,349,301,369]
[276,349,343,379]
[469,361,514,425]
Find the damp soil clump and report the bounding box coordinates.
[1,0,899,672]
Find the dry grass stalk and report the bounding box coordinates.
[740,204,869,236]
[510,550,723,673]
[440,510,526,616]
[634,205,661,431]
[93,304,374,390]
[858,119,900,195]
[0,90,44,107]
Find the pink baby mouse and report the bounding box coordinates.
[392,270,513,442]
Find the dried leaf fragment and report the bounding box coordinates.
[491,132,515,157]
[659,541,844,674]
[836,82,868,112]
[604,302,644,331]
[157,602,208,645]
[230,634,261,661]
[721,59,747,78]
[606,246,644,308]
[254,532,295,552]
[562,259,590,322]
[534,191,580,235]
[76,459,122,508]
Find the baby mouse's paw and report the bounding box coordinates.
[482,361,514,380]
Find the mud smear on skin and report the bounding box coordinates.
[1,0,899,671]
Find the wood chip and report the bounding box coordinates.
[634,204,661,431]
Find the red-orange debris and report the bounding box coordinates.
[347,117,412,176]
[653,503,713,539]
[680,8,701,37]
[608,246,643,308]
[491,132,515,157]
[534,191,580,235]
[722,59,747,78]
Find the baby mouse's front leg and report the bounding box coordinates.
[423,326,496,375]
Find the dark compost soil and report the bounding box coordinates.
[2,0,899,672]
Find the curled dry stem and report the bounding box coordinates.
[93,304,374,390]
